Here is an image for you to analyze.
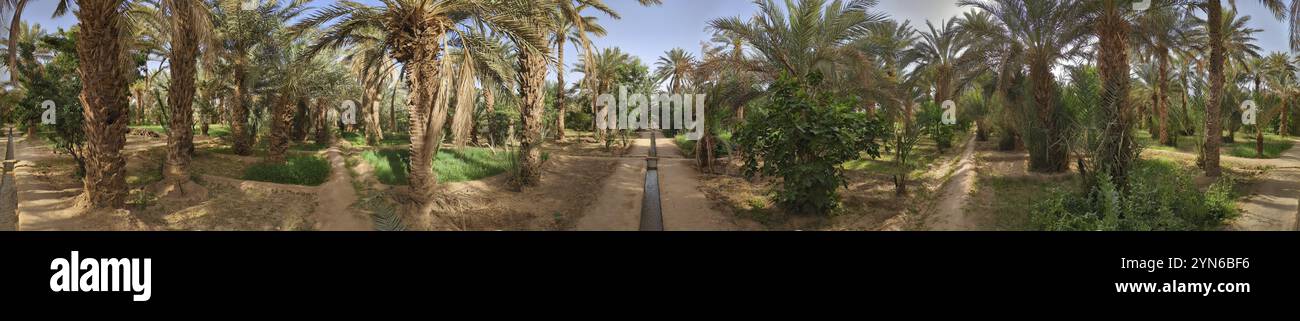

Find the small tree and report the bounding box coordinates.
[735,74,886,215]
[18,30,86,176]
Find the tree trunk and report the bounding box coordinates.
[555,36,567,141]
[5,0,28,120]
[315,99,331,145]
[75,1,131,208]
[516,49,548,186]
[164,0,199,190]
[406,33,454,219]
[1095,1,1135,186]
[267,92,296,163]
[362,70,385,145]
[1029,57,1066,173]
[1157,49,1172,146]
[231,57,253,155]
[1203,0,1224,177]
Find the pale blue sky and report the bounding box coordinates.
[5,0,1293,85]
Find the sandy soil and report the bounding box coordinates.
[14,135,323,231]
[407,154,619,230]
[920,136,979,231]
[1138,143,1300,231]
[314,146,369,230]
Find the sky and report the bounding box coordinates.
[3,0,1294,86]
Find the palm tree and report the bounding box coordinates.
[212,0,307,155]
[5,0,29,87]
[154,0,215,197]
[1188,8,1265,144]
[708,0,887,86]
[655,48,695,94]
[342,27,391,146]
[907,18,978,107]
[54,0,134,208]
[959,0,1091,173]
[1134,1,1193,147]
[1091,0,1138,186]
[299,0,547,219]
[1187,0,1295,177]
[1263,52,1298,138]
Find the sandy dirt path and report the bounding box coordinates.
[1142,142,1300,230]
[922,136,979,231]
[314,146,371,230]
[575,131,736,230]
[1225,141,1300,231]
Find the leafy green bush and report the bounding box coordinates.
[243,156,331,186]
[734,74,887,215]
[1030,159,1237,231]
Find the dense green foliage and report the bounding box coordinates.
[17,30,87,176]
[1030,160,1238,231]
[735,75,887,215]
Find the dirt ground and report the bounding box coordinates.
[401,154,620,231]
[699,136,970,231]
[15,135,322,231]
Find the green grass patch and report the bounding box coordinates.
[1227,134,1294,158]
[242,156,331,186]
[359,147,531,185]
[1137,131,1295,159]
[342,132,410,147]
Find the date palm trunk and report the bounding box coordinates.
[75,1,131,208]
[406,33,454,219]
[1029,56,1066,173]
[555,36,567,141]
[163,0,200,194]
[315,99,330,145]
[1096,1,1135,187]
[1157,49,1173,146]
[516,49,548,186]
[1203,0,1225,177]
[267,93,295,163]
[231,56,253,155]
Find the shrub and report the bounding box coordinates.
[1030,159,1238,231]
[243,156,331,186]
[734,74,887,215]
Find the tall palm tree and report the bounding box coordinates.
[654,48,695,94]
[299,0,546,219]
[557,0,657,142]
[154,0,214,196]
[1263,52,1298,138]
[5,0,29,87]
[1090,0,1138,187]
[212,0,307,155]
[1187,0,1295,177]
[54,0,134,208]
[342,27,391,146]
[709,0,887,86]
[1135,1,1193,147]
[959,0,1091,173]
[907,18,978,106]
[505,0,555,187]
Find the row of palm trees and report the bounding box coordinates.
[5,0,666,218]
[635,0,1298,194]
[4,0,1300,211]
